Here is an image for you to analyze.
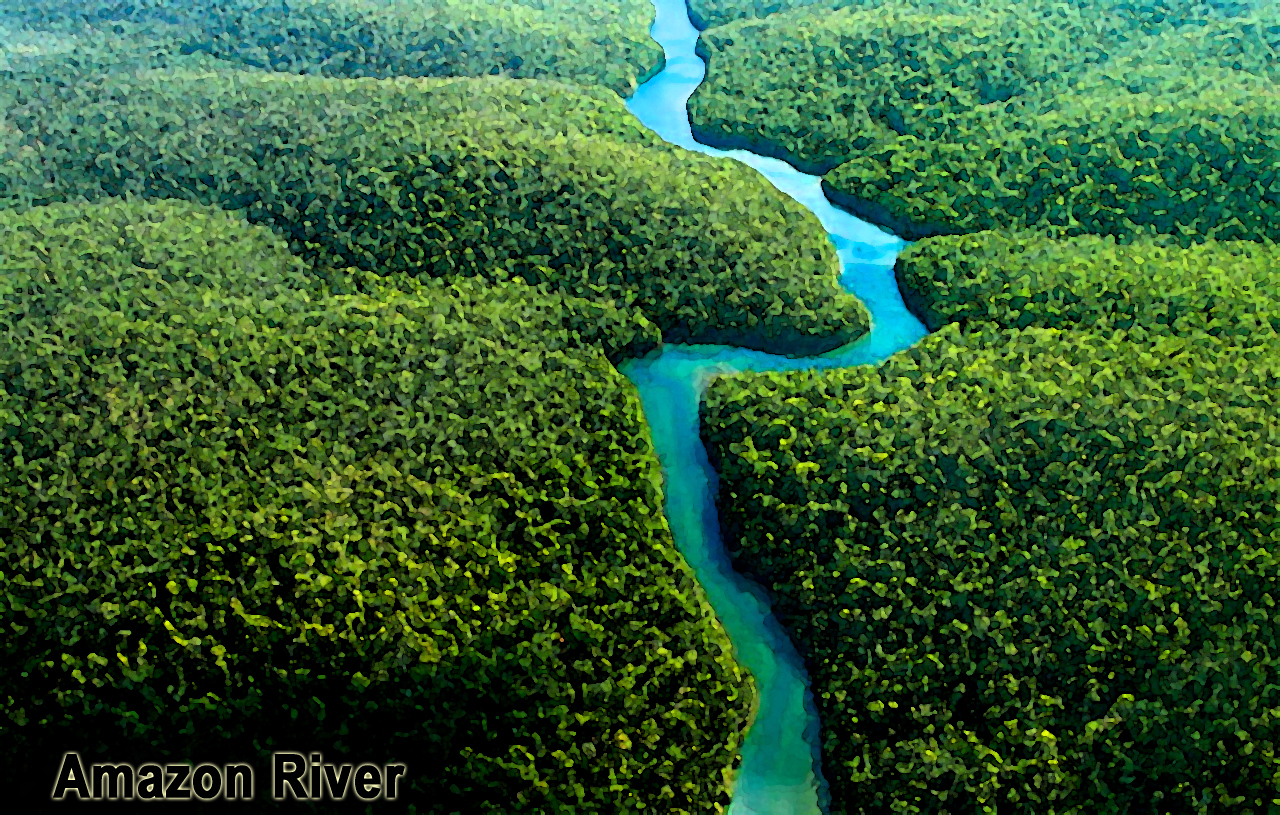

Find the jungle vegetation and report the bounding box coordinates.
[704,231,1280,812]
[13,0,1280,812]
[689,0,1279,29]
[0,55,867,354]
[824,60,1280,242]
[8,0,665,95]
[0,195,755,812]
[0,4,876,808]
[690,0,1280,239]
[697,3,1280,810]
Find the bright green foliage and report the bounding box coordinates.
[1,197,754,811]
[691,0,1280,236]
[691,0,1280,28]
[703,318,1280,813]
[1,62,867,354]
[825,63,1280,241]
[0,17,93,70]
[896,230,1280,339]
[687,0,869,29]
[703,226,1280,810]
[689,1,1083,172]
[12,0,664,95]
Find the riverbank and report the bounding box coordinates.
[621,1,927,812]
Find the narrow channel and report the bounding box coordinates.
[618,2,930,813]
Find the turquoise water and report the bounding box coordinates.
[619,2,930,813]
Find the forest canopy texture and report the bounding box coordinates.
[690,0,1280,241]
[0,56,866,355]
[12,0,1280,812]
[0,2,884,809]
[12,0,666,95]
[0,195,754,813]
[697,0,1280,812]
[704,232,1280,812]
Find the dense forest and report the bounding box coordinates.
[697,0,1280,812]
[705,234,1280,811]
[2,196,753,811]
[15,0,666,94]
[690,0,1280,240]
[0,1,846,810]
[5,0,1280,812]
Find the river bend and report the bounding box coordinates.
[619,2,930,813]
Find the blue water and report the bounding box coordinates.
[619,2,930,813]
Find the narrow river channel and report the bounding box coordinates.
[618,2,930,813]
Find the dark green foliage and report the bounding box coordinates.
[1,196,754,812]
[825,63,1280,242]
[0,61,868,354]
[703,317,1280,813]
[1128,17,1280,78]
[10,0,664,96]
[895,230,1280,340]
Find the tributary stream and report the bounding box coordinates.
[618,2,930,813]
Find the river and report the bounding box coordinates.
[617,1,930,813]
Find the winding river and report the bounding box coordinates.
[618,2,930,813]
